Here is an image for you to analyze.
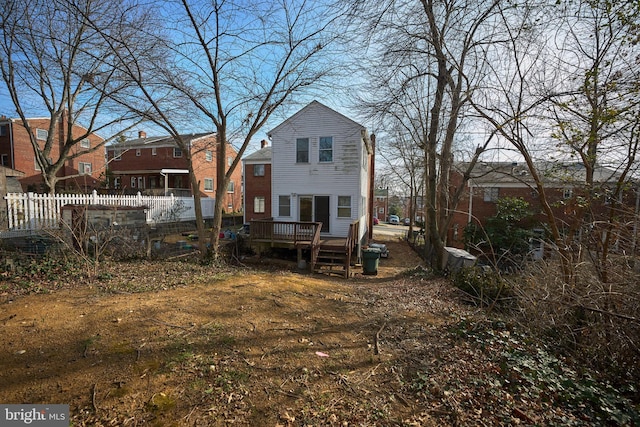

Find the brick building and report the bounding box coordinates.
[0,115,105,192]
[242,140,272,222]
[373,188,388,221]
[447,161,635,249]
[106,131,242,212]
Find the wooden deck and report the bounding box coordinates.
[249,219,360,277]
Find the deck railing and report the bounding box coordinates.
[344,219,360,277]
[249,220,322,245]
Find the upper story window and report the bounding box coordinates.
[0,125,7,136]
[227,181,235,193]
[253,164,265,176]
[152,147,157,156]
[114,149,122,160]
[228,156,233,166]
[296,138,309,163]
[0,154,8,166]
[563,188,573,199]
[206,150,213,162]
[80,138,90,148]
[319,136,333,162]
[173,147,182,158]
[36,128,48,140]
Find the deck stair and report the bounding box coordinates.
[313,221,360,278]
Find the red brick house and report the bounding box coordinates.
[242,140,272,222]
[447,161,634,249]
[0,116,105,192]
[105,131,242,212]
[373,188,388,221]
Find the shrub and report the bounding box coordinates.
[452,266,514,308]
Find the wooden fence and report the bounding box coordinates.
[2,190,215,234]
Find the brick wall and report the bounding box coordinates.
[243,163,272,220]
[0,118,105,192]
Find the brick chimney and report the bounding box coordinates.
[138,130,146,139]
[260,139,268,148]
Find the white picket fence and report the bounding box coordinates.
[2,190,215,235]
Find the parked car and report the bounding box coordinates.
[373,217,379,225]
[389,215,400,225]
[404,218,410,226]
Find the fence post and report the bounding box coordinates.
[92,189,99,205]
[137,191,142,206]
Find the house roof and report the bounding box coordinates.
[456,161,627,187]
[267,100,366,137]
[243,146,272,163]
[108,133,216,150]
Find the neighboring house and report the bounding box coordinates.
[373,188,388,221]
[448,161,635,249]
[106,131,242,212]
[242,140,272,222]
[0,115,105,192]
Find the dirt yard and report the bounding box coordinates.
[0,236,635,426]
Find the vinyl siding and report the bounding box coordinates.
[270,101,368,238]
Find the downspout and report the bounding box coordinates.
[9,120,15,168]
[368,133,376,242]
[468,180,473,223]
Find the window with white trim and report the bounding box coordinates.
[36,128,48,140]
[0,154,8,166]
[206,150,213,162]
[173,147,182,158]
[279,195,291,217]
[80,138,90,148]
[114,149,122,160]
[319,136,333,162]
[79,162,92,175]
[253,164,265,176]
[204,178,214,192]
[228,156,233,166]
[0,125,7,136]
[254,196,265,213]
[296,138,309,163]
[483,188,499,202]
[337,196,352,218]
[152,147,157,156]
[227,181,234,193]
[34,156,52,171]
[131,177,136,188]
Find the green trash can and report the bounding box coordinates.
[362,247,381,275]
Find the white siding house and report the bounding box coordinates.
[268,101,372,243]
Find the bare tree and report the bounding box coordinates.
[91,0,336,258]
[0,0,142,194]
[471,0,640,285]
[346,0,501,269]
